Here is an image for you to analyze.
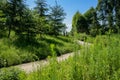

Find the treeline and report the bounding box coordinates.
[72,0,120,36]
[0,0,66,39]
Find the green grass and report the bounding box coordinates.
[0,35,74,67]
[23,34,120,80]
[26,35,120,80]
[0,67,26,80]
[77,33,95,43]
[1,33,120,80]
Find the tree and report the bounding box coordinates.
[96,0,117,33]
[0,10,6,37]
[49,1,66,35]
[0,10,6,29]
[84,7,95,27]
[19,9,36,41]
[34,0,49,36]
[90,10,100,36]
[0,0,7,37]
[34,13,49,36]
[72,11,88,34]
[115,0,120,32]
[61,23,67,36]
[34,0,48,17]
[96,0,107,32]
[3,0,26,38]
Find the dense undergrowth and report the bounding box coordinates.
[1,34,120,80]
[0,34,74,67]
[23,34,120,80]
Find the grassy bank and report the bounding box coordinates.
[1,34,120,80]
[0,35,74,67]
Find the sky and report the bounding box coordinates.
[26,0,98,32]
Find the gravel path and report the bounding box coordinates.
[14,41,90,73]
[15,52,74,73]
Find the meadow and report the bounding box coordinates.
[1,34,120,80]
[0,32,74,68]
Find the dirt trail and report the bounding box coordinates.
[15,41,90,73]
[15,52,74,73]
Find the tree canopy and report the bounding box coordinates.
[0,0,66,39]
[71,0,120,36]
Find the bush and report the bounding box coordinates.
[0,67,26,80]
[25,35,120,80]
[55,45,74,56]
[0,35,74,68]
[20,51,38,63]
[78,33,87,41]
[0,45,21,67]
[56,36,72,43]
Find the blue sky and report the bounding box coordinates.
[26,0,98,31]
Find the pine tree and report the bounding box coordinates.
[96,0,117,33]
[49,1,66,35]
[35,0,48,17]
[90,10,100,36]
[5,0,26,38]
[34,0,49,36]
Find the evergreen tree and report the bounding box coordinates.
[84,7,95,27]
[0,0,7,37]
[96,0,107,29]
[20,9,36,41]
[4,0,26,38]
[90,10,100,36]
[49,1,66,35]
[72,11,88,34]
[34,0,49,36]
[96,0,117,33]
[35,0,48,17]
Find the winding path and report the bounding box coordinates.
[14,41,91,73]
[15,52,74,73]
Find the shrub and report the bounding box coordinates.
[0,45,21,67]
[56,36,72,43]
[55,45,74,56]
[25,35,120,80]
[77,33,87,41]
[0,67,26,80]
[20,51,38,63]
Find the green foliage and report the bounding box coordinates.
[49,2,66,35]
[96,0,120,33]
[34,0,48,17]
[72,11,88,34]
[19,51,37,63]
[39,35,74,56]
[0,10,6,25]
[84,7,95,25]
[0,67,26,80]
[34,0,50,35]
[0,40,21,67]
[17,8,36,39]
[0,0,67,39]
[71,0,120,36]
[0,34,74,68]
[56,36,72,43]
[25,34,120,80]
[77,33,87,41]
[1,34,120,80]
[72,11,80,33]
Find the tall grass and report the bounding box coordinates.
[24,34,120,80]
[0,35,74,67]
[1,34,120,80]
